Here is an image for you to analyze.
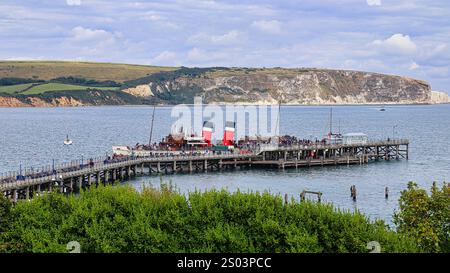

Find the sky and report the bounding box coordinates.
[0,0,449,92]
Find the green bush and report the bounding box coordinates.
[394,181,449,252]
[0,184,420,253]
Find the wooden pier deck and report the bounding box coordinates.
[0,139,409,202]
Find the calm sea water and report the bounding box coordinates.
[1,104,449,224]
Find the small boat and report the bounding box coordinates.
[379,105,386,111]
[64,135,73,145]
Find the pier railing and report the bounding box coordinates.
[258,139,409,153]
[0,152,258,189]
[0,138,409,189]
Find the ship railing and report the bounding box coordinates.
[255,138,409,153]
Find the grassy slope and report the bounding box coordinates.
[205,67,315,77]
[21,83,118,95]
[0,61,177,83]
[0,83,36,94]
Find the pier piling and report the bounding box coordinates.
[0,139,409,201]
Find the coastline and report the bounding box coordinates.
[0,101,448,109]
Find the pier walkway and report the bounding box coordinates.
[0,139,409,202]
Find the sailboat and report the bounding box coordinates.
[64,134,73,145]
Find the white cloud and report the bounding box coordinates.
[5,56,45,61]
[64,27,122,60]
[66,0,81,6]
[187,48,206,62]
[251,20,282,34]
[1,0,450,92]
[366,0,381,6]
[141,12,179,30]
[186,47,230,66]
[188,30,244,45]
[211,30,242,44]
[372,34,417,55]
[150,51,180,66]
[409,61,420,70]
[424,66,449,78]
[417,43,450,66]
[70,26,116,43]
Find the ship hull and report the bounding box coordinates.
[112,146,183,157]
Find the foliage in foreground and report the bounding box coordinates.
[394,182,449,253]
[0,184,418,253]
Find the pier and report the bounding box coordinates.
[0,139,409,202]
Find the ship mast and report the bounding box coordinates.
[338,119,341,135]
[273,91,282,142]
[274,100,281,135]
[329,107,333,136]
[149,105,156,146]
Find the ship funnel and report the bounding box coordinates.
[222,121,235,146]
[202,121,214,146]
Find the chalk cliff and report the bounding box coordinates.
[430,91,450,104]
[1,66,446,107]
[122,68,438,105]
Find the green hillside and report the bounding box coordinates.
[21,83,119,95]
[0,83,36,94]
[0,61,177,83]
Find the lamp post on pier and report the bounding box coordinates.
[393,125,398,140]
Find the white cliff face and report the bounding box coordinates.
[122,69,434,105]
[123,84,154,97]
[430,91,450,104]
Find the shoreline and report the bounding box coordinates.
[0,102,449,109]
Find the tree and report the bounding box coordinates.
[0,195,12,232]
[0,195,13,251]
[394,181,449,252]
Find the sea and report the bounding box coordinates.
[1,104,449,224]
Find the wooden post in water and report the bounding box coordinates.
[406,144,409,160]
[12,189,17,204]
[78,176,83,191]
[350,185,357,201]
[300,191,306,202]
[112,169,117,181]
[70,177,74,193]
[96,172,100,186]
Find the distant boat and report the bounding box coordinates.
[64,135,73,145]
[380,105,386,111]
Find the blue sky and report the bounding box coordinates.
[0,0,449,92]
